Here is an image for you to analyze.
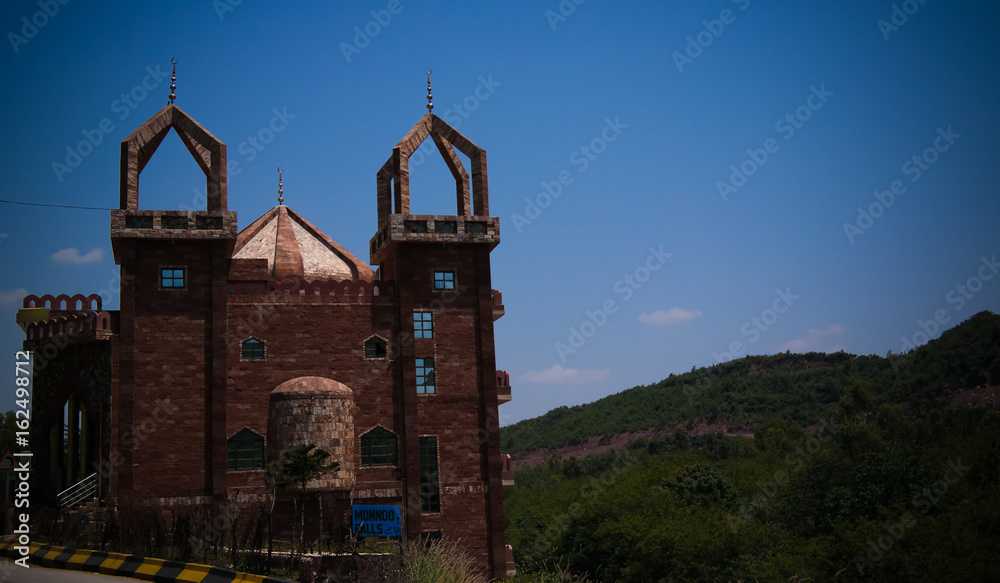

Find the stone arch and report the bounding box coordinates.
[377,114,489,225]
[119,104,227,212]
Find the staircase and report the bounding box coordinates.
[57,472,98,511]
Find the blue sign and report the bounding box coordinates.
[352,504,401,537]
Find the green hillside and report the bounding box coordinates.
[502,312,1000,582]
[501,311,1000,455]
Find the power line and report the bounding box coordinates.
[0,199,113,211]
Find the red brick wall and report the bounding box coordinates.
[116,238,227,502]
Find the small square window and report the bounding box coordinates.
[416,358,435,394]
[433,271,455,290]
[242,338,265,360]
[161,268,185,288]
[365,337,387,358]
[414,312,433,339]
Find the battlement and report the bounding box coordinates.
[25,311,116,341]
[228,278,396,304]
[111,209,237,238]
[23,293,103,311]
[370,214,500,263]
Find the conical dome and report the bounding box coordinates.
[233,205,372,282]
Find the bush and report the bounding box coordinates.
[376,539,489,583]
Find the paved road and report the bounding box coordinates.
[0,559,134,583]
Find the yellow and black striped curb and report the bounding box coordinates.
[0,539,294,583]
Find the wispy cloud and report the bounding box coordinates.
[0,289,27,307]
[639,307,702,325]
[779,324,845,353]
[521,364,609,384]
[51,248,103,264]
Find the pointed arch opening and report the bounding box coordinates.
[119,104,227,212]
[376,114,489,225]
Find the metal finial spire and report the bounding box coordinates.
[426,69,433,113]
[167,58,177,104]
[277,167,284,205]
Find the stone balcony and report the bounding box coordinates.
[492,289,504,321]
[496,370,511,404]
[501,453,514,487]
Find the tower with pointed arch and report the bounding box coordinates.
[18,87,514,578]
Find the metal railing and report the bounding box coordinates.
[57,472,97,510]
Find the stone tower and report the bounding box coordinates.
[369,112,509,575]
[109,104,236,506]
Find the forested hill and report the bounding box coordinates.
[501,311,1000,455]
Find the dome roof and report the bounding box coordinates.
[271,376,353,396]
[233,205,373,282]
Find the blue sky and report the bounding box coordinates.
[1,1,998,425]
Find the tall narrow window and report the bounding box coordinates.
[433,271,455,290]
[416,358,435,394]
[419,436,440,513]
[242,338,265,360]
[228,429,264,470]
[414,311,433,339]
[361,427,398,466]
[160,267,185,288]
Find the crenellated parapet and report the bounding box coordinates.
[23,293,103,311]
[25,311,116,341]
[228,278,396,304]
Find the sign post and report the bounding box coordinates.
[352,504,401,538]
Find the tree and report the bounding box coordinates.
[275,444,340,556]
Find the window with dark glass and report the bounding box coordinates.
[419,436,440,513]
[365,337,387,358]
[433,271,455,290]
[161,268,185,288]
[242,338,265,360]
[414,311,433,339]
[361,427,398,466]
[416,358,435,394]
[228,429,264,470]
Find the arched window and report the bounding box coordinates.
[242,338,265,360]
[361,427,398,466]
[228,429,264,470]
[365,337,387,359]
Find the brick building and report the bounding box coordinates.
[17,100,515,577]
